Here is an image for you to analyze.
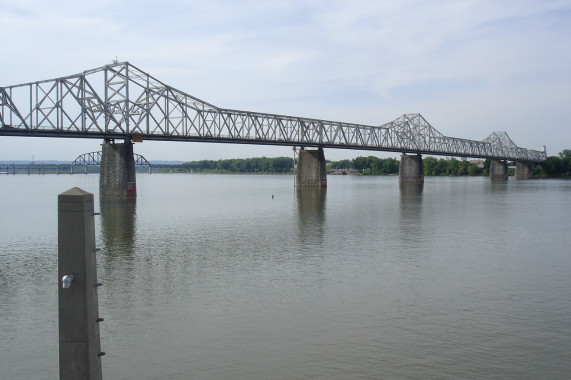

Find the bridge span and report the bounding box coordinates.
[1,62,545,195]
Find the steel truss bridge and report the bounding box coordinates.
[72,151,195,169]
[1,152,194,174]
[0,62,545,162]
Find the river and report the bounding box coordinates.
[1,174,570,379]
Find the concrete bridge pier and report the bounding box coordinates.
[490,160,508,181]
[99,138,136,197]
[399,153,424,185]
[515,162,532,180]
[296,147,327,188]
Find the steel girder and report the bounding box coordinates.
[1,62,546,162]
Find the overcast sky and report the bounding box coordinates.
[1,0,569,162]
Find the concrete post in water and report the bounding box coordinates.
[490,160,508,181]
[296,147,327,188]
[58,187,103,380]
[515,162,532,180]
[99,138,136,197]
[399,153,424,185]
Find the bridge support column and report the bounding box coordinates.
[399,153,424,185]
[490,160,508,181]
[515,162,532,180]
[99,139,136,197]
[296,147,327,188]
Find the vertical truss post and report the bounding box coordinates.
[125,63,130,134]
[104,67,108,132]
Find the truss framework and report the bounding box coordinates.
[72,151,150,166]
[1,62,546,162]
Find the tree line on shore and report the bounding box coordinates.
[178,157,294,173]
[172,149,571,178]
[329,150,571,178]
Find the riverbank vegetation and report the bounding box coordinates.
[328,149,571,178]
[177,156,294,174]
[539,149,571,178]
[165,149,571,178]
[328,156,486,176]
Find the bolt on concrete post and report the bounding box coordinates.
[58,187,103,380]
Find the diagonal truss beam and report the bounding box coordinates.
[1,62,546,162]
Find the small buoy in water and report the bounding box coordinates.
[272,194,274,199]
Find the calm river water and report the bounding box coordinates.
[1,174,570,379]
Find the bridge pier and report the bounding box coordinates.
[490,160,508,181]
[399,153,424,185]
[99,139,136,197]
[296,147,327,188]
[515,162,532,180]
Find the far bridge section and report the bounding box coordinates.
[0,62,546,195]
[1,152,193,176]
[73,150,197,174]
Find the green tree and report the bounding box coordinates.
[467,165,482,176]
[434,159,448,176]
[423,157,438,176]
[543,156,563,177]
[383,158,399,174]
[447,158,459,176]
[559,150,571,177]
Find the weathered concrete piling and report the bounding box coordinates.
[296,147,327,188]
[490,160,508,181]
[58,187,103,380]
[399,153,424,185]
[515,162,532,180]
[100,139,136,197]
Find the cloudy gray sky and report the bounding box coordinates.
[1,0,569,162]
